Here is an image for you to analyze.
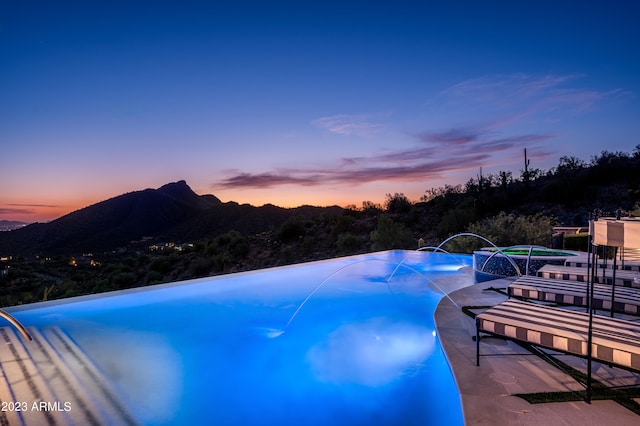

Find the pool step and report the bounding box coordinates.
[538,264,640,288]
[0,326,139,425]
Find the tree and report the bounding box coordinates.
[590,150,629,166]
[384,193,412,213]
[361,200,382,214]
[421,184,462,202]
[556,155,585,175]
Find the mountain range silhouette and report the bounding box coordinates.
[0,181,341,255]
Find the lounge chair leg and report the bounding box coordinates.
[476,318,480,366]
[610,247,618,318]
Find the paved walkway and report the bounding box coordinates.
[434,275,640,426]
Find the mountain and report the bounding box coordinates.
[0,220,28,232]
[0,181,342,255]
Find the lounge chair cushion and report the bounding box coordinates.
[508,275,640,315]
[476,300,640,372]
[538,264,639,288]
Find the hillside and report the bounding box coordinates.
[0,180,341,256]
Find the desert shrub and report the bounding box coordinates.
[301,236,316,254]
[562,233,589,251]
[145,270,164,284]
[336,232,360,253]
[370,215,414,250]
[228,237,249,258]
[206,231,249,262]
[123,256,137,268]
[136,253,149,266]
[150,257,171,273]
[92,278,115,293]
[280,247,294,263]
[112,272,137,288]
[467,212,557,248]
[436,205,477,237]
[437,234,484,254]
[189,257,213,277]
[212,253,228,272]
[334,214,355,234]
[150,253,179,273]
[276,217,307,242]
[204,241,218,257]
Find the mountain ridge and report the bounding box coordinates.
[0,181,342,255]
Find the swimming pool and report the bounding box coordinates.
[7,250,472,425]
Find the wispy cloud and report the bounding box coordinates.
[216,73,626,191]
[417,128,480,145]
[215,172,320,189]
[215,122,559,190]
[436,73,629,124]
[0,204,61,216]
[8,203,60,208]
[417,130,554,151]
[215,158,488,190]
[0,208,33,215]
[441,74,578,104]
[311,114,384,137]
[215,125,521,189]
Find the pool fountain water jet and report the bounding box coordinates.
[266,254,460,338]
[269,235,524,339]
[416,245,469,268]
[264,258,397,338]
[385,259,464,309]
[432,232,523,277]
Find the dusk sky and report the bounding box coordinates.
[2,1,639,223]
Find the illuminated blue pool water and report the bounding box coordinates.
[10,250,471,425]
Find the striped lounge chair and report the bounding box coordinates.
[537,264,640,288]
[475,299,640,372]
[566,258,640,272]
[508,275,640,316]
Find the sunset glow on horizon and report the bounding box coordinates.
[2,1,639,223]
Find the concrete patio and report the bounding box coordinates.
[435,276,640,425]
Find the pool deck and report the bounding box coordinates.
[434,274,640,425]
